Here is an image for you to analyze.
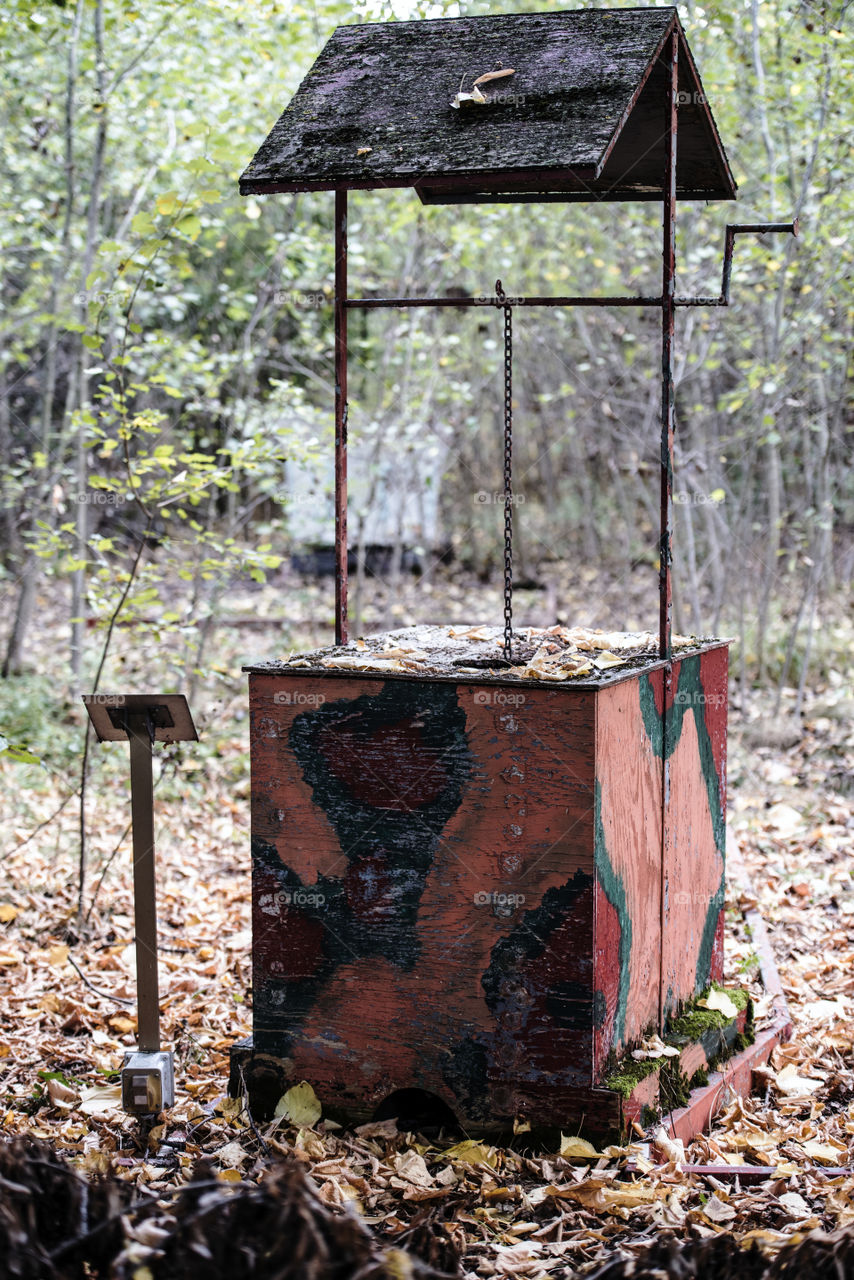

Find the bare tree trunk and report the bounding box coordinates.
[70,0,108,682]
[2,0,84,679]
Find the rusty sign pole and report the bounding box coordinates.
[126,711,162,1054]
[658,29,678,1034]
[334,186,349,646]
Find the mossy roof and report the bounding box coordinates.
[240,8,736,204]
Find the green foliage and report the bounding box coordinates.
[0,0,850,684]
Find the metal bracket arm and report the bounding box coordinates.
[675,219,799,307]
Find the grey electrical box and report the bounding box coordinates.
[121,1050,174,1115]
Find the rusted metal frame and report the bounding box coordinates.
[334,187,348,646]
[674,220,799,307]
[627,1158,852,1181]
[657,30,679,1034]
[345,295,662,309]
[663,1012,791,1145]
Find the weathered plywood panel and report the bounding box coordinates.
[661,649,728,1009]
[593,671,664,1069]
[249,674,598,1125]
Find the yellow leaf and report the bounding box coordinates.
[108,1015,136,1034]
[443,1140,498,1168]
[156,192,178,216]
[559,1134,600,1159]
[593,651,623,670]
[48,944,70,967]
[217,1169,243,1183]
[801,1140,844,1165]
[698,987,739,1019]
[0,904,18,923]
[274,1080,321,1127]
[472,68,516,87]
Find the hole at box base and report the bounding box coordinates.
[373,1088,459,1137]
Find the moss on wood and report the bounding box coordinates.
[604,1056,660,1100]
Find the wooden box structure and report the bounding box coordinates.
[240,634,728,1135]
[232,8,796,1135]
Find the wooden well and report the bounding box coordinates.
[231,7,795,1136]
[232,631,729,1137]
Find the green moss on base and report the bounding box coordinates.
[605,1056,660,1100]
[668,985,750,1040]
[689,1066,709,1090]
[659,1060,692,1111]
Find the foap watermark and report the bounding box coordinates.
[274,690,326,706]
[70,490,123,505]
[73,289,124,308]
[474,891,525,908]
[674,689,727,709]
[474,491,526,506]
[273,289,329,309]
[276,888,326,908]
[272,490,323,508]
[673,490,726,506]
[674,90,707,106]
[473,690,526,707]
[672,890,718,907]
[474,292,527,306]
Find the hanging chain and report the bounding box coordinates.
[495,279,513,662]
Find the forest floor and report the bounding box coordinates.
[0,567,852,1277]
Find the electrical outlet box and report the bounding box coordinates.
[121,1051,174,1115]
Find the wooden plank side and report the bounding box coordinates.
[249,673,597,1126]
[661,648,728,1013]
[593,671,664,1073]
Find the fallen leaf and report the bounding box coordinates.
[702,1193,736,1224]
[392,1150,433,1187]
[800,1139,844,1164]
[472,68,516,87]
[274,1080,322,1128]
[559,1135,600,1160]
[775,1064,821,1096]
[698,987,739,1019]
[0,904,18,923]
[78,1083,123,1115]
[443,1140,498,1169]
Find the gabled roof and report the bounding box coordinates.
[240,7,736,204]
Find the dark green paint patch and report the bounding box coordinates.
[594,779,631,1046]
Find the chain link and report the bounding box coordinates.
[495,279,513,662]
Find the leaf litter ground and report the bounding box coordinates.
[0,600,852,1277]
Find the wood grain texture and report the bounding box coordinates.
[661,649,728,1010]
[594,672,664,1067]
[239,9,735,201]
[249,674,598,1126]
